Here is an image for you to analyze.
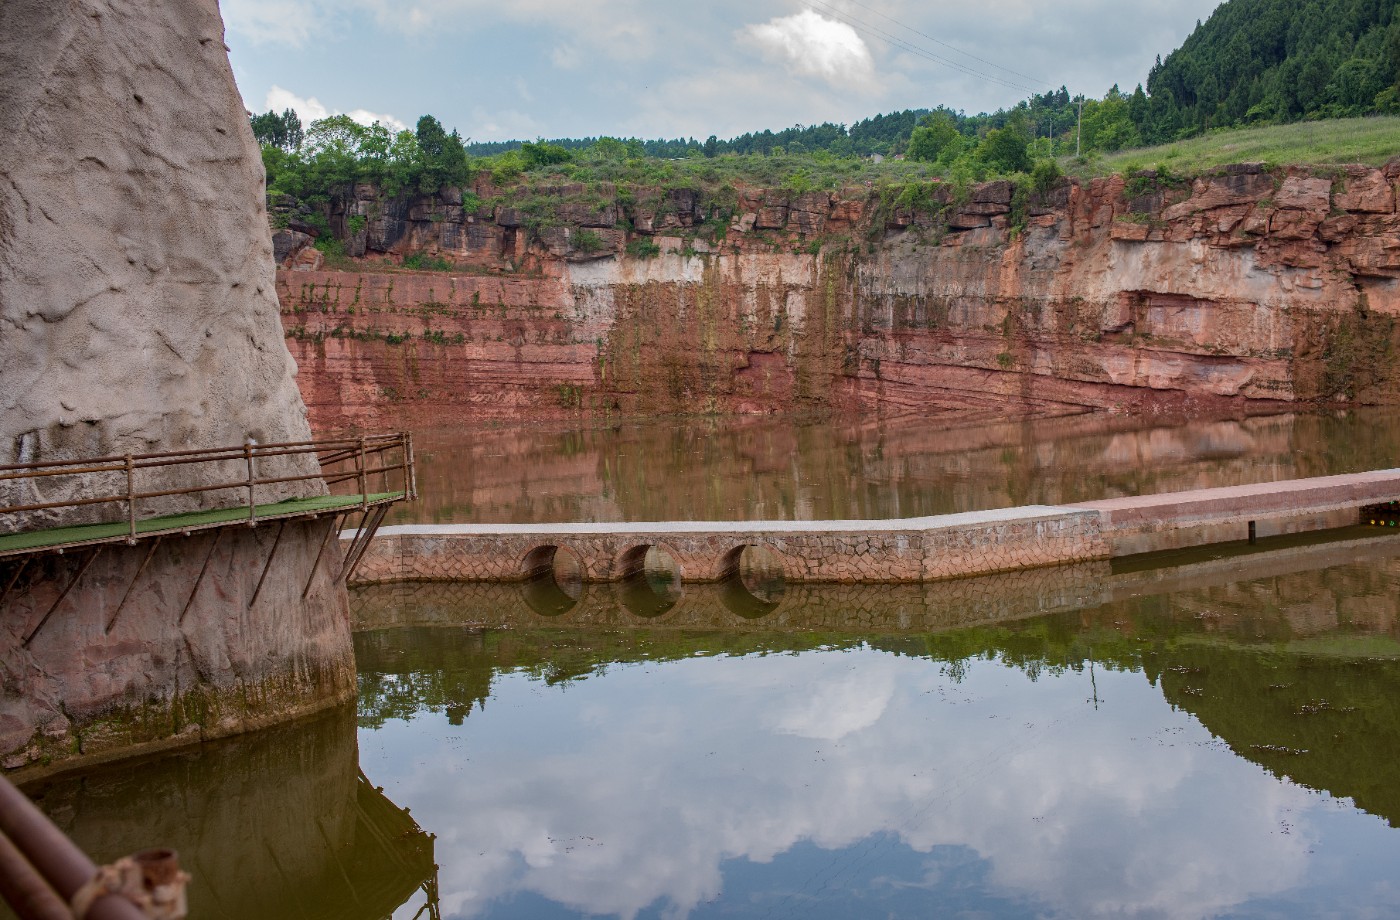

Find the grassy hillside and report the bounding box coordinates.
[1080,116,1400,177]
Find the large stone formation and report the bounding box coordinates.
[0,1,355,774]
[0,0,320,511]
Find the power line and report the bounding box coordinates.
[801,0,1045,95]
[835,0,1051,88]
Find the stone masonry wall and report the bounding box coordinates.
[346,470,1400,591]
[350,532,1400,635]
[351,508,1107,586]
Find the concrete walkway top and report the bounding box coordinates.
[1070,469,1400,525]
[373,505,1080,538]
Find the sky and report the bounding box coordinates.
[222,0,1224,143]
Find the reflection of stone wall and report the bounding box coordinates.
[353,563,1108,634]
[0,0,320,531]
[26,706,432,919]
[1,518,355,776]
[384,410,1400,529]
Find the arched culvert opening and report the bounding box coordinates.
[615,544,683,618]
[718,545,786,618]
[520,544,585,616]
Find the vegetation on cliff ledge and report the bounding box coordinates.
[254,0,1400,214]
[250,0,1400,269]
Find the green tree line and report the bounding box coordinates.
[1144,0,1400,138]
[251,0,1400,208]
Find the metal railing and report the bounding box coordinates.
[0,433,416,543]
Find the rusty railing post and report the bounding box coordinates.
[0,830,71,920]
[357,437,368,511]
[245,440,256,525]
[0,777,151,920]
[404,431,417,501]
[124,455,136,544]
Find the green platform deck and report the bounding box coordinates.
[0,492,402,557]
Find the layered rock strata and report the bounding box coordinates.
[1,518,354,776]
[277,164,1400,428]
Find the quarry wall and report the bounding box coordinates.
[276,163,1400,428]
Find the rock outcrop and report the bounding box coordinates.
[0,0,320,529]
[0,0,353,777]
[275,161,1400,428]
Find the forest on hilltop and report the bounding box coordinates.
[1145,0,1400,137]
[250,0,1400,239]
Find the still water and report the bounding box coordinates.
[17,527,1400,920]
[394,407,1400,525]
[11,409,1400,917]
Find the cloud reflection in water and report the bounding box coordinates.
[362,647,1351,919]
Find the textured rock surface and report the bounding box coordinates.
[277,163,1400,428]
[0,0,353,776]
[0,0,319,530]
[0,518,355,777]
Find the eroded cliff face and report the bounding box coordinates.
[0,0,352,776]
[0,0,319,527]
[276,162,1400,429]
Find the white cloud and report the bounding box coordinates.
[222,0,326,47]
[225,0,1228,140]
[741,10,877,91]
[263,86,406,132]
[550,43,583,70]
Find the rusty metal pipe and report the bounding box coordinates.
[0,777,146,920]
[0,830,71,920]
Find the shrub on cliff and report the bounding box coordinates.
[521,141,574,169]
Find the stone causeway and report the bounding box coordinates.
[348,469,1400,586]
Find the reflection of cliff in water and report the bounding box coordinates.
[392,408,1400,526]
[14,707,438,920]
[354,531,1400,828]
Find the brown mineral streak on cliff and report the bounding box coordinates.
[277,161,1400,430]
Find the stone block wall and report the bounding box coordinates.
[346,471,1400,594]
[350,508,1107,586]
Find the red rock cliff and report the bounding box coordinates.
[276,163,1400,430]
